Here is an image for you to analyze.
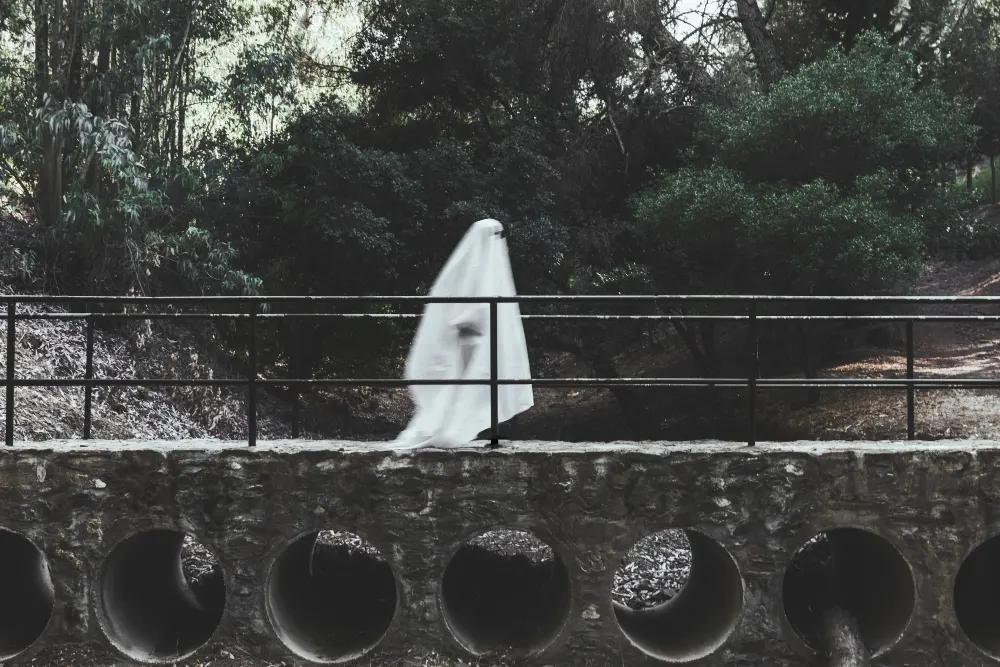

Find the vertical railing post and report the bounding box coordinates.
[5,298,14,446]
[906,320,915,440]
[248,303,258,447]
[489,298,500,448]
[83,307,95,440]
[748,300,758,447]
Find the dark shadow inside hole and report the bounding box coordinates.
[782,529,914,656]
[0,529,54,658]
[613,530,742,662]
[441,530,571,656]
[955,534,1000,654]
[98,530,225,662]
[267,531,397,662]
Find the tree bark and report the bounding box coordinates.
[735,0,785,90]
[796,322,819,405]
[88,16,112,193]
[62,0,84,167]
[671,318,712,377]
[36,0,67,230]
[640,15,721,103]
[64,0,83,101]
[50,0,62,88]
[166,93,176,165]
[531,326,653,437]
[967,156,974,194]
[156,7,194,156]
[33,0,49,107]
[698,321,717,376]
[588,353,653,438]
[992,155,997,206]
[177,46,190,166]
[38,123,64,228]
[34,0,54,225]
[821,606,870,667]
[131,66,143,154]
[150,58,162,153]
[109,43,118,116]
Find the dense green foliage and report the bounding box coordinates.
[1,0,999,419]
[636,33,974,296]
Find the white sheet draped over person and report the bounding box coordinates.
[394,218,534,449]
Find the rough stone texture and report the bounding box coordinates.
[0,439,998,665]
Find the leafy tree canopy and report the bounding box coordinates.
[636,32,973,296]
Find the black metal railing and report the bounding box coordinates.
[4,294,1000,448]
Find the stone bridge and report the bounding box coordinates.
[0,440,997,665]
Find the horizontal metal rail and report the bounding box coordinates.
[5,294,1000,303]
[3,293,1000,447]
[14,312,1000,323]
[6,377,999,388]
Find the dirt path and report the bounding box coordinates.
[779,256,1000,440]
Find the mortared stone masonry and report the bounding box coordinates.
[0,440,999,665]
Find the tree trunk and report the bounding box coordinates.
[65,0,83,101]
[93,0,112,109]
[34,0,53,225]
[699,321,717,375]
[531,325,653,437]
[735,0,785,90]
[50,0,63,89]
[33,0,49,107]
[166,93,176,165]
[796,323,819,406]
[149,58,162,154]
[88,29,112,193]
[821,606,870,667]
[588,353,653,438]
[967,156,974,194]
[38,0,64,230]
[38,124,64,229]
[671,319,712,377]
[131,76,143,153]
[177,48,190,166]
[156,8,194,159]
[62,0,84,165]
[641,15,721,103]
[992,155,997,206]
[95,40,111,102]
[110,44,118,116]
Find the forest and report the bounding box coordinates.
[2,0,1000,440]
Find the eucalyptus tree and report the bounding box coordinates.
[0,0,269,294]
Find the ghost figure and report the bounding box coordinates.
[395,218,534,449]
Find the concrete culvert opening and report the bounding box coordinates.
[955,534,1000,655]
[782,529,914,657]
[266,530,397,663]
[97,530,225,663]
[441,529,571,656]
[0,529,54,659]
[612,529,743,662]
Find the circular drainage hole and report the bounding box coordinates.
[782,529,914,657]
[97,530,225,663]
[441,529,571,656]
[266,530,397,663]
[955,533,1000,655]
[0,528,54,659]
[612,529,742,663]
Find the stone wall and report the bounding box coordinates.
[0,440,998,665]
